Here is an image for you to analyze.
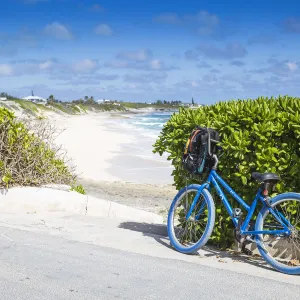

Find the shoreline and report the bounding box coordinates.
[50,110,174,184]
[45,110,176,215]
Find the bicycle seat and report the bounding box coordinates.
[251,172,280,183]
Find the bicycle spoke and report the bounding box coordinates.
[260,199,300,267]
[173,190,209,246]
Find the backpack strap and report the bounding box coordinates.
[197,143,208,173]
[189,129,201,152]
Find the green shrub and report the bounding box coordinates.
[49,102,71,114]
[70,184,86,195]
[0,108,76,188]
[71,105,82,114]
[77,104,87,113]
[153,95,300,248]
[36,115,47,120]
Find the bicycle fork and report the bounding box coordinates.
[186,184,209,221]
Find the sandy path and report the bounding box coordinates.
[79,179,177,217]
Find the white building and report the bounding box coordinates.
[0,97,7,101]
[22,95,47,104]
[97,99,115,104]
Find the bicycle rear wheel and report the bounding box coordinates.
[167,184,215,254]
[255,193,300,275]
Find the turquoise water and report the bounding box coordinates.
[124,111,174,133]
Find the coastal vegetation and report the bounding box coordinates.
[153,95,300,248]
[0,107,77,189]
[0,91,182,192]
[0,92,183,116]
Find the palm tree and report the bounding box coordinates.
[48,95,55,104]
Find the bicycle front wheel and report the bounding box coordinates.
[167,184,215,254]
[255,192,300,275]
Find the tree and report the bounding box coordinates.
[85,96,96,105]
[47,95,55,104]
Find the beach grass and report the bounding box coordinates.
[0,100,128,116]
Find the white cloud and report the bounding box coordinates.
[286,62,298,71]
[251,59,300,75]
[150,60,162,70]
[0,64,13,76]
[39,60,53,70]
[71,59,97,73]
[191,81,199,87]
[94,24,113,36]
[127,83,137,89]
[44,22,73,40]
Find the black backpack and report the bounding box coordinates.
[182,127,220,175]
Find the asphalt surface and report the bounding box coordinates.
[0,225,299,300]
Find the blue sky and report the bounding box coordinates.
[0,0,300,103]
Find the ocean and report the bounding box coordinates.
[124,111,174,132]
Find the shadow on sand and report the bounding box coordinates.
[118,221,275,273]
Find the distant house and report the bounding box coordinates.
[96,99,113,104]
[0,97,7,101]
[22,95,47,104]
[96,99,117,104]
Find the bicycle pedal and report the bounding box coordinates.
[233,208,243,218]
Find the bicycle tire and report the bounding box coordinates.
[167,184,215,254]
[255,192,300,275]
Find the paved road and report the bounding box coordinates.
[0,224,299,300]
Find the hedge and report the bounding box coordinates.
[153,95,300,248]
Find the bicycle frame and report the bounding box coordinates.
[186,169,291,236]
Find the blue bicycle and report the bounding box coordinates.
[168,147,300,275]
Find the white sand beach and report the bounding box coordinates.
[0,98,177,215]
[46,111,177,215]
